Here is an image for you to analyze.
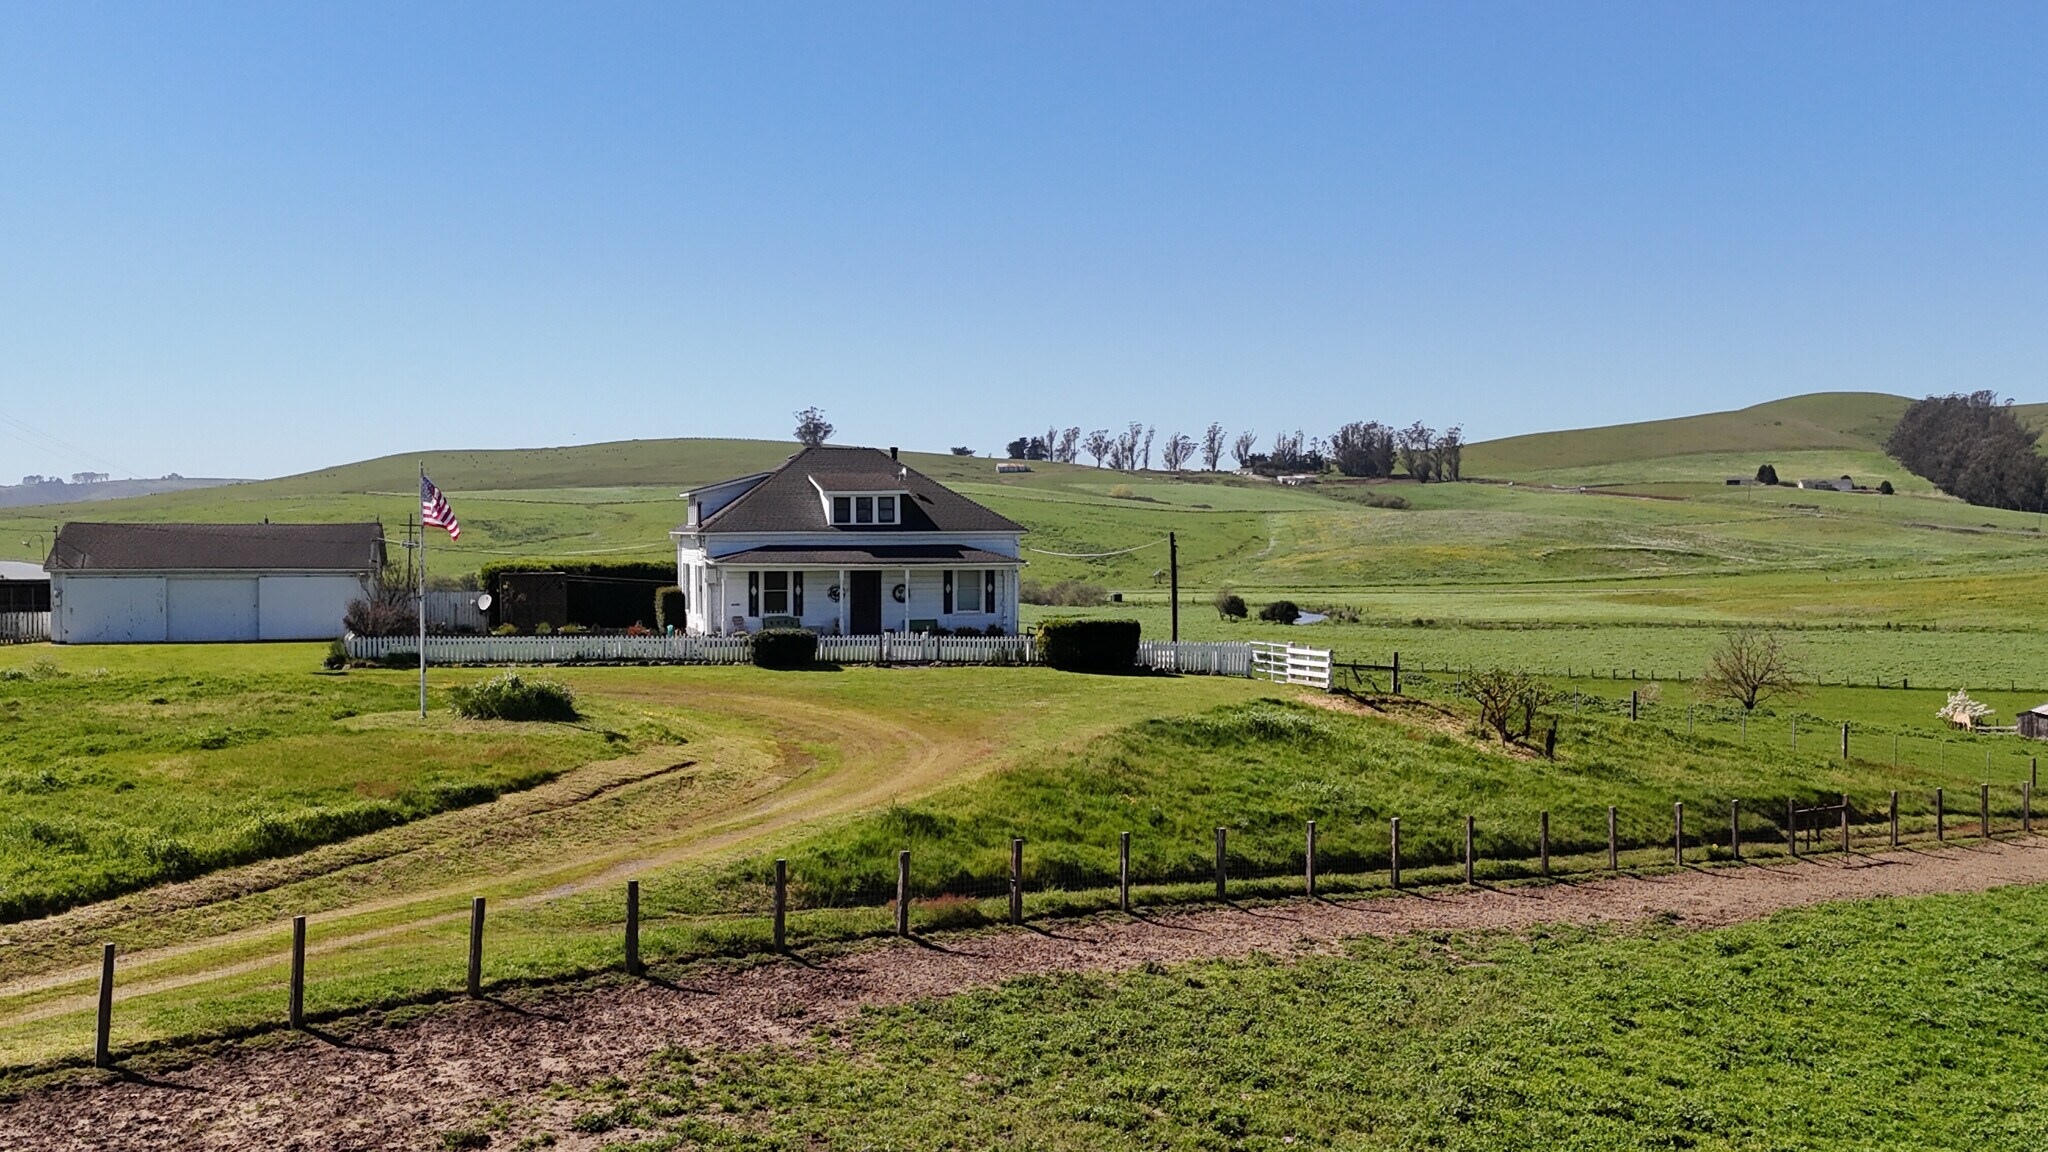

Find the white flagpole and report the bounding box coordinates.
[418,462,428,719]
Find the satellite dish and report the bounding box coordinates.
[475,593,493,611]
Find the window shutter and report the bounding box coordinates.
[985,571,996,614]
[747,572,759,617]
[793,572,804,616]
[943,570,954,613]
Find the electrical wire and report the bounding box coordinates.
[1023,537,1170,559]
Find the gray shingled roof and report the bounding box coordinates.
[47,522,386,572]
[694,447,1023,535]
[711,545,1020,567]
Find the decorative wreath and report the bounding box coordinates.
[891,583,907,603]
[826,584,842,603]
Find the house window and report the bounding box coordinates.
[833,496,851,524]
[855,496,874,524]
[878,495,896,524]
[762,571,790,615]
[953,569,983,613]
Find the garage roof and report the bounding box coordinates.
[47,522,386,573]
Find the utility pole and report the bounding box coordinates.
[1169,531,1179,643]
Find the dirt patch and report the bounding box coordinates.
[7,839,2048,1152]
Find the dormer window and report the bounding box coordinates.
[829,492,902,526]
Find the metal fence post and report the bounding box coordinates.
[1214,827,1228,899]
[1009,838,1024,925]
[467,897,485,997]
[1305,820,1318,897]
[1118,832,1131,912]
[289,916,307,1030]
[896,850,911,936]
[625,881,642,976]
[773,858,788,950]
[96,943,115,1069]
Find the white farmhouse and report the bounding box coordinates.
[46,522,384,643]
[672,446,1024,636]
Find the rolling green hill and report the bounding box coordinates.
[1461,391,1912,480]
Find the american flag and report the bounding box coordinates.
[420,474,461,540]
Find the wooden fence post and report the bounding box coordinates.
[625,881,642,976]
[2026,782,2034,835]
[1791,718,1797,751]
[1673,802,1684,866]
[1118,832,1131,912]
[96,943,115,1069]
[294,910,309,1024]
[1539,811,1550,877]
[1787,799,1797,857]
[1841,722,1849,759]
[1464,816,1475,886]
[1008,838,1024,925]
[468,897,485,997]
[773,859,788,950]
[1936,787,1945,842]
[1390,818,1402,890]
[1839,793,1850,855]
[1607,806,1618,872]
[1981,783,1991,841]
[1214,827,1228,899]
[1730,800,1741,861]
[1305,820,1318,897]
[1630,691,1638,721]
[1391,651,1400,695]
[896,850,911,936]
[1889,791,1899,848]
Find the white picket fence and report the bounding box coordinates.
[342,631,1332,688]
[0,611,50,644]
[1249,640,1334,690]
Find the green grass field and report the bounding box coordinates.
[521,885,2048,1151]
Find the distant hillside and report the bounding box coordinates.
[0,476,245,509]
[1462,392,1912,480]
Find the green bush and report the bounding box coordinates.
[1036,618,1140,672]
[752,628,819,669]
[323,640,348,670]
[655,585,687,631]
[1213,589,1247,620]
[449,672,579,722]
[491,623,520,636]
[1259,600,1302,624]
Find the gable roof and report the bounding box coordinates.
[47,522,386,573]
[691,447,1023,535]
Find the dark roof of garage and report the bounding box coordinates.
[47,522,386,573]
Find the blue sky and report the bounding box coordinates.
[2,3,2043,481]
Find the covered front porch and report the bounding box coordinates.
[694,545,1022,637]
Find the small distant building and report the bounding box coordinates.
[1797,477,1853,492]
[0,560,50,614]
[2020,705,2048,740]
[995,462,1032,474]
[46,522,384,643]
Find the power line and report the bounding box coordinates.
[1023,537,1170,559]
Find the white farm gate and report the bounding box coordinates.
[1249,641,1333,690]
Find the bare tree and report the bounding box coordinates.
[1083,429,1112,468]
[1140,426,1156,471]
[793,407,835,447]
[1699,627,1805,711]
[1200,423,1226,470]
[1462,668,1558,743]
[1231,430,1259,469]
[1161,432,1196,472]
[1057,427,1082,464]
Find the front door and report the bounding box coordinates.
[849,570,882,634]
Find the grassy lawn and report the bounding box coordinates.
[540,884,2048,1151]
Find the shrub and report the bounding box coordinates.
[1035,618,1140,672]
[1360,492,1409,510]
[1305,602,1361,624]
[534,621,554,636]
[1020,579,1109,607]
[654,585,686,631]
[1259,600,1301,624]
[322,640,348,670]
[491,623,520,636]
[449,672,579,722]
[558,623,588,635]
[344,595,417,637]
[1213,588,1247,620]
[983,623,1005,637]
[1879,480,1895,495]
[1108,483,1135,499]
[752,628,819,669]
[625,622,652,637]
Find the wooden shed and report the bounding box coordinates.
[2019,704,2048,740]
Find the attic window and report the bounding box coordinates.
[833,496,851,523]
[855,496,874,524]
[878,495,897,524]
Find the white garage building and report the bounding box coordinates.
[46,522,385,644]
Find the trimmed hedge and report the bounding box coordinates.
[1035,618,1140,673]
[752,628,819,669]
[654,585,686,632]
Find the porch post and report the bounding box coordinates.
[904,567,912,630]
[838,568,848,634]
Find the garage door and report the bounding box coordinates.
[167,578,259,642]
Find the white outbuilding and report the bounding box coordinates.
[46,522,385,643]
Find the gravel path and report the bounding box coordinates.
[7,839,2045,1152]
